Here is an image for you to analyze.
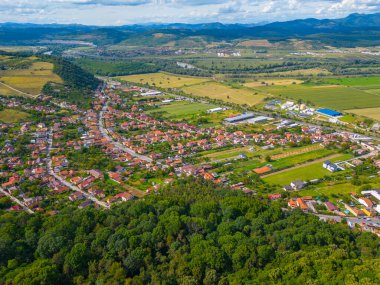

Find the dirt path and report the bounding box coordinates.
[0,81,40,98]
[261,153,341,178]
[270,144,324,160]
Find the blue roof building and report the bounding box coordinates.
[317,108,342,117]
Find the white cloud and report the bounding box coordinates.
[0,0,378,24]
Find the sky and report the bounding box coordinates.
[0,0,379,25]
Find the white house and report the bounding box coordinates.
[361,190,380,202]
[323,160,339,172]
[358,197,374,208]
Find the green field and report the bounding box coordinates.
[182,82,267,106]
[322,76,380,87]
[147,101,217,118]
[0,109,30,123]
[259,84,380,110]
[263,153,352,185]
[365,88,380,95]
[203,144,323,162]
[224,148,335,173]
[0,61,62,96]
[116,72,209,88]
[347,107,380,121]
[297,179,380,201]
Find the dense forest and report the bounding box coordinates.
[0,178,379,285]
[76,58,212,77]
[51,58,100,90]
[42,57,100,109]
[76,59,160,77]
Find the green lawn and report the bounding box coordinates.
[297,180,380,201]
[264,153,352,185]
[147,101,217,119]
[233,148,335,172]
[297,183,360,199]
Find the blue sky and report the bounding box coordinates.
[1,0,379,25]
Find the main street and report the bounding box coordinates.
[47,128,110,209]
[99,100,153,163]
[315,214,380,227]
[0,187,34,214]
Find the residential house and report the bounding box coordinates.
[290,180,306,190]
[78,200,92,209]
[107,192,134,204]
[323,160,339,172]
[358,197,374,208]
[344,204,364,217]
[69,191,84,201]
[325,202,338,212]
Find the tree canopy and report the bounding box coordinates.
[0,178,379,284]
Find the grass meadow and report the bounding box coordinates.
[182,82,267,106]
[0,109,30,123]
[258,84,380,110]
[0,61,62,96]
[347,107,380,121]
[263,153,352,185]
[116,72,209,88]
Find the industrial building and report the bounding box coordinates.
[224,113,255,124]
[317,108,342,117]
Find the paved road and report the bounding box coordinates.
[315,214,380,226]
[99,101,153,163]
[0,187,34,214]
[47,128,110,209]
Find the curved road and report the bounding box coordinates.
[99,101,153,163]
[47,128,110,209]
[0,187,34,214]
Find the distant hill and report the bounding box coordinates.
[0,13,379,47]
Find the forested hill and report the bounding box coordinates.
[0,178,379,284]
[0,13,380,47]
[51,57,100,90]
[42,57,100,108]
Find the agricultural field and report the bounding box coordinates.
[347,107,380,121]
[147,101,239,126]
[203,144,323,162]
[182,82,267,106]
[255,68,332,76]
[236,39,276,47]
[116,72,209,88]
[259,84,380,110]
[322,76,380,87]
[263,153,352,185]
[0,61,62,96]
[0,84,16,96]
[231,148,335,172]
[244,79,303,88]
[147,101,217,119]
[0,109,30,123]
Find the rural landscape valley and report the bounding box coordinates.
[0,3,380,285]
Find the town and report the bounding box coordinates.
[1,77,380,236]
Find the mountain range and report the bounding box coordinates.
[0,12,379,47]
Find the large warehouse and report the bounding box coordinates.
[317,108,342,117]
[224,113,255,124]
